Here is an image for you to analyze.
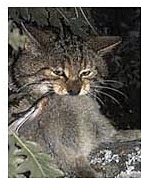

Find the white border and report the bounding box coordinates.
[3,0,142,7]
[1,1,149,183]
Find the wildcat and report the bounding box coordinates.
[8,22,141,177]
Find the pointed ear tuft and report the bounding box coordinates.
[85,35,122,56]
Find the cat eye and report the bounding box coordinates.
[79,69,92,77]
[52,68,65,76]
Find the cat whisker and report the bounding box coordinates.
[17,82,37,93]
[91,85,128,99]
[101,80,124,86]
[87,91,105,107]
[94,89,120,105]
[17,81,53,93]
[40,87,55,97]
[47,89,55,95]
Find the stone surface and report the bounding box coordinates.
[90,141,141,178]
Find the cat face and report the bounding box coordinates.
[15,44,102,97]
[13,23,121,98]
[37,60,98,96]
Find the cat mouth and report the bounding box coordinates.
[53,87,82,96]
[67,89,80,96]
[53,78,90,96]
[53,83,89,96]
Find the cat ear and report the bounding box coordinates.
[85,35,122,56]
[20,22,41,55]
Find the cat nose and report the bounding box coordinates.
[67,89,80,96]
[66,79,82,96]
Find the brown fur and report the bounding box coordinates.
[9,22,140,177]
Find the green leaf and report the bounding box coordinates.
[8,133,64,178]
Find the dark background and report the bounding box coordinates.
[8,7,141,130]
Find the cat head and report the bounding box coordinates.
[13,23,121,98]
